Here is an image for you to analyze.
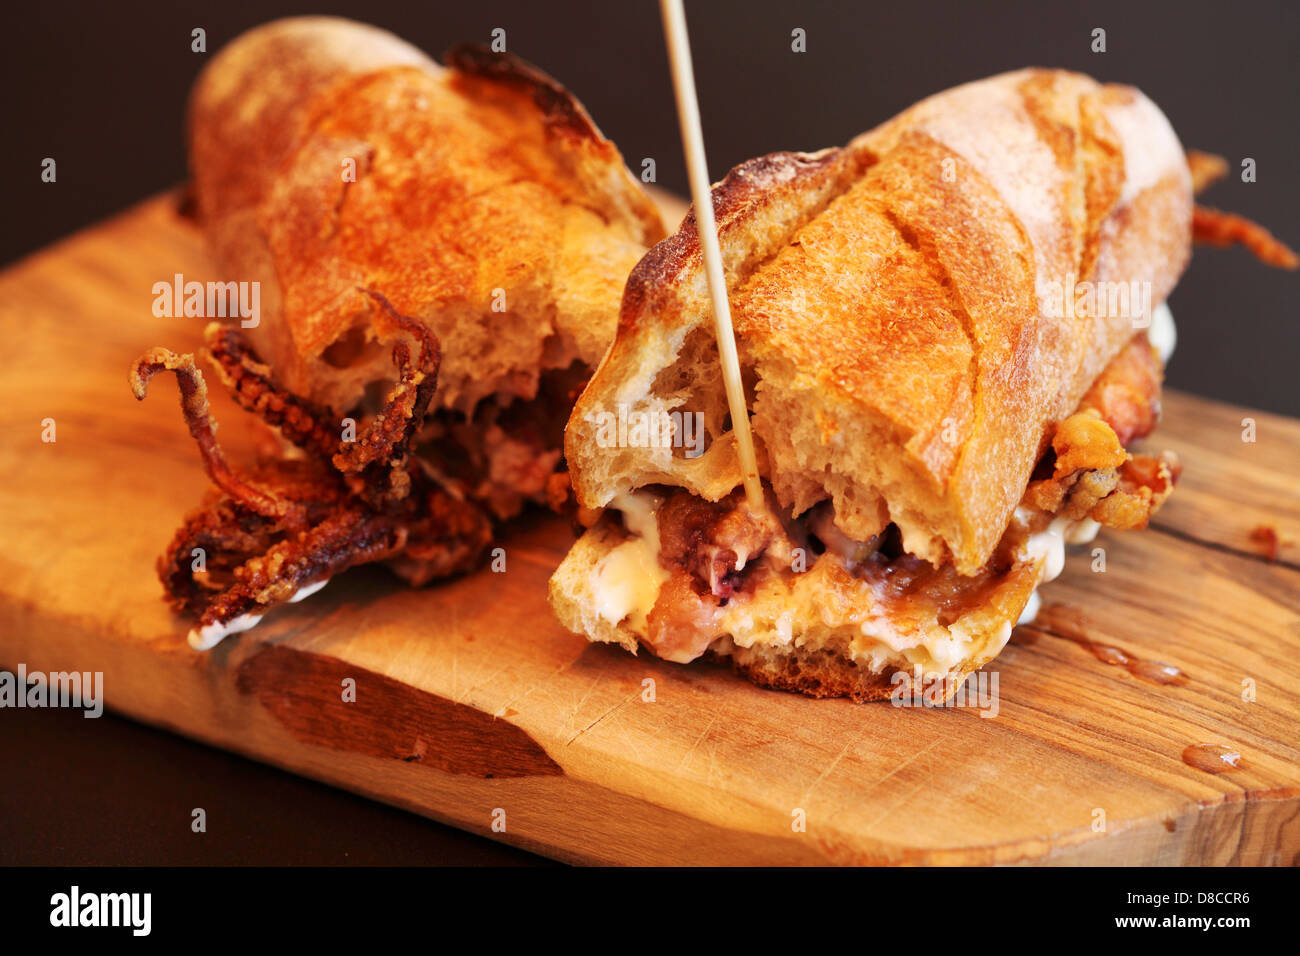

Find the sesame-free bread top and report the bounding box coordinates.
[566,69,1191,574]
[189,16,666,415]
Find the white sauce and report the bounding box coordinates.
[1017,590,1042,625]
[186,578,332,651]
[808,507,860,562]
[1065,518,1102,545]
[288,578,330,603]
[1023,516,1071,584]
[1015,514,1102,625]
[1149,302,1176,363]
[188,612,263,651]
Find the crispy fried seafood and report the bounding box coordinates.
[1192,206,1299,269]
[131,291,492,649]
[1188,149,1298,269]
[1021,335,1179,529]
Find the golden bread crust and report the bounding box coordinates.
[566,68,1191,573]
[189,16,665,414]
[567,149,863,504]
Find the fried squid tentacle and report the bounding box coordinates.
[386,479,495,586]
[135,288,500,650]
[1186,150,1229,196]
[186,481,490,650]
[204,324,341,460]
[130,348,305,527]
[1192,206,1299,269]
[1185,148,1297,267]
[187,506,408,650]
[155,458,351,616]
[157,498,280,616]
[332,289,443,507]
[206,292,443,509]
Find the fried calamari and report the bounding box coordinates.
[132,293,492,649]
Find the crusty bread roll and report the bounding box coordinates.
[189,16,665,416]
[551,69,1194,700]
[565,69,1191,575]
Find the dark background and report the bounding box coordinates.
[3,0,1297,414]
[2,0,1296,865]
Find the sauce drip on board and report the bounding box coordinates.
[1032,603,1189,686]
[1181,744,1245,774]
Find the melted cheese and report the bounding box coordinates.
[1017,590,1042,626]
[590,492,668,636]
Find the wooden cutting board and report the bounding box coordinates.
[1,190,1298,866]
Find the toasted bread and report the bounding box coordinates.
[565,69,1191,575]
[189,16,666,416]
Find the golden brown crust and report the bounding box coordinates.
[721,646,899,702]
[444,45,605,148]
[724,644,995,704]
[189,16,665,414]
[189,18,436,230]
[615,149,859,331]
[566,148,863,505]
[443,43,665,248]
[566,68,1193,574]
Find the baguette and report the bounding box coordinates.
[566,69,1190,574]
[190,16,665,416]
[552,68,1198,699]
[134,17,667,648]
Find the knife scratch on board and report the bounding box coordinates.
[798,730,874,809]
[676,715,719,771]
[566,691,639,746]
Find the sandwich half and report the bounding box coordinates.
[189,16,666,519]
[551,68,1257,701]
[134,17,665,647]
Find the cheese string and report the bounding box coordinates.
[659,0,766,512]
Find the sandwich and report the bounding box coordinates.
[550,68,1295,700]
[131,17,665,648]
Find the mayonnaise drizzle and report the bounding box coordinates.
[186,577,332,651]
[1149,302,1176,363]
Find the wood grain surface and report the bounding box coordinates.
[0,190,1297,865]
